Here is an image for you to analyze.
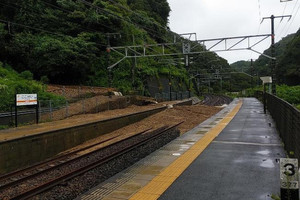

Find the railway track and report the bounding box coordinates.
[202,94,232,106]
[0,123,182,199]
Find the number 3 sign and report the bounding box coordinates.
[280,158,299,200]
[280,158,298,189]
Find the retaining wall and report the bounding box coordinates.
[0,106,166,174]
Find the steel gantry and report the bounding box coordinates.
[107,34,273,70]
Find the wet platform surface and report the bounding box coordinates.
[77,98,240,199]
[77,98,289,200]
[159,98,285,200]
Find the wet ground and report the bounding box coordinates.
[159,98,286,200]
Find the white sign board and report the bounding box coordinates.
[280,158,299,189]
[260,76,272,84]
[182,43,191,54]
[16,94,38,106]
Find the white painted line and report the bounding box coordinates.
[213,140,282,146]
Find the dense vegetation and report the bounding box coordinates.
[0,62,64,112]
[245,85,300,110]
[276,85,300,109]
[1,0,297,104]
[0,0,175,88]
[0,0,215,94]
[230,30,300,86]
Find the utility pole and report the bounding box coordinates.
[132,35,137,91]
[169,67,172,101]
[251,59,253,89]
[261,15,291,95]
[106,33,121,97]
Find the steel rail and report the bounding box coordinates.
[0,129,151,190]
[8,123,182,199]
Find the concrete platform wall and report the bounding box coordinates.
[0,106,166,175]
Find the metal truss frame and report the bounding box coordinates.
[108,34,273,70]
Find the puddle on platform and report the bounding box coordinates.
[257,150,270,155]
[108,189,135,199]
[172,153,181,156]
[229,129,240,132]
[196,131,207,135]
[259,135,270,139]
[202,126,213,129]
[260,159,275,168]
[140,166,164,175]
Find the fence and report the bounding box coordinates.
[262,92,300,160]
[0,96,130,127]
[155,91,190,102]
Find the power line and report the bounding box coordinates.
[0,18,64,37]
[107,0,175,37]
[0,1,116,36]
[278,0,299,37]
[0,18,107,47]
[277,0,296,37]
[2,0,175,45]
[284,0,300,35]
[77,0,173,44]
[257,0,262,22]
[275,2,288,32]
[39,0,118,32]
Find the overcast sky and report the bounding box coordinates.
[167,0,300,64]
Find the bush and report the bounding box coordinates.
[0,63,65,112]
[19,70,33,80]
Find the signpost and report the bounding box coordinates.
[280,158,299,200]
[15,94,38,127]
[260,77,272,114]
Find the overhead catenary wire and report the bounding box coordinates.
[0,18,107,47]
[106,0,177,38]
[251,0,263,60]
[77,0,174,44]
[38,0,118,33]
[284,0,300,35]
[0,1,117,36]
[2,0,177,47]
[275,2,288,32]
[278,0,299,38]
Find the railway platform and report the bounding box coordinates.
[78,98,289,200]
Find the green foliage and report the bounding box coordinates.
[276,30,300,85]
[0,0,229,97]
[250,31,300,85]
[19,70,33,80]
[276,85,300,105]
[0,62,65,112]
[230,61,252,72]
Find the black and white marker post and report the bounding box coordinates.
[280,158,299,200]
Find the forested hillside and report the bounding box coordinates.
[0,61,64,112]
[0,0,228,95]
[230,30,300,86]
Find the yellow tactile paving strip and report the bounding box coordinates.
[129,100,243,200]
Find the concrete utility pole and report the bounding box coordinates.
[261,15,291,95]
[251,59,253,89]
[106,33,121,95]
[132,35,137,91]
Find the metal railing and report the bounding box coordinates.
[262,92,300,160]
[0,97,129,127]
[155,91,190,102]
